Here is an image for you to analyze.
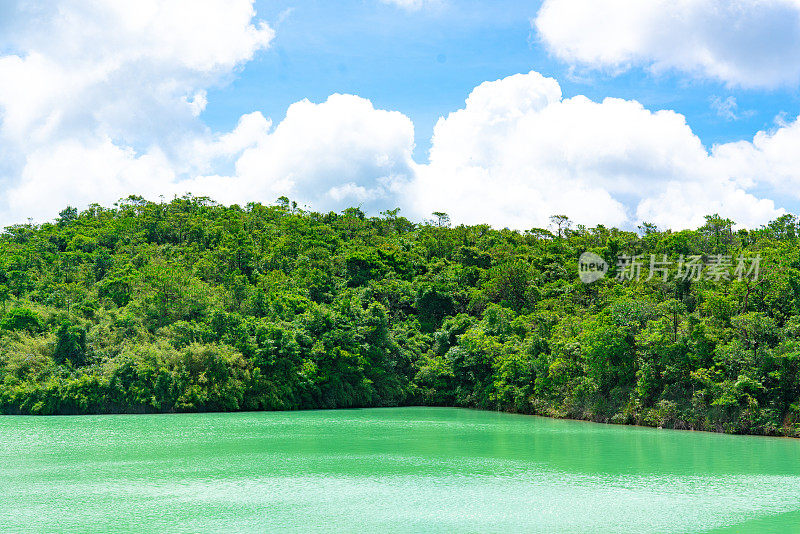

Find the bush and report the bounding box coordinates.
[0,308,42,334]
[54,321,87,366]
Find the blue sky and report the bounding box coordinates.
[203,0,800,159]
[3,0,800,230]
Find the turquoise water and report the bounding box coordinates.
[2,407,800,532]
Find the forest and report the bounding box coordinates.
[2,195,800,437]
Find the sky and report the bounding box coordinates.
[2,0,800,230]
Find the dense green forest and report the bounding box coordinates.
[2,195,800,437]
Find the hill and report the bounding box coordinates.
[2,195,799,436]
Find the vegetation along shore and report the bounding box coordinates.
[1,195,799,437]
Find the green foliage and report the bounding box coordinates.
[54,320,87,366]
[1,196,800,436]
[0,284,9,311]
[1,308,42,334]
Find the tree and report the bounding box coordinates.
[486,260,535,312]
[0,308,41,333]
[731,312,776,362]
[549,215,571,238]
[432,212,451,228]
[765,214,798,240]
[659,299,686,341]
[3,196,800,436]
[416,286,455,332]
[637,222,659,236]
[0,284,9,312]
[57,206,78,226]
[700,214,735,252]
[55,321,87,366]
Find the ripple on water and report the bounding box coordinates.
[2,407,800,533]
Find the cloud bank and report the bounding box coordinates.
[182,95,417,214]
[409,71,785,229]
[1,0,799,232]
[534,0,800,88]
[179,70,796,230]
[0,0,274,223]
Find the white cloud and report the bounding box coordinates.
[0,0,274,225]
[174,75,787,231]
[9,0,274,71]
[534,0,800,88]
[379,0,441,11]
[0,0,419,226]
[0,2,798,232]
[711,96,737,121]
[713,116,800,195]
[0,1,273,146]
[183,94,417,213]
[6,139,176,223]
[188,112,273,173]
[407,71,784,230]
[636,181,782,230]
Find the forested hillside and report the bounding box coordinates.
[2,195,800,436]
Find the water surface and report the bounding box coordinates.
[2,407,800,532]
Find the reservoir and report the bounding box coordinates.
[2,407,799,532]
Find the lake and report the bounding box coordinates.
[2,407,800,532]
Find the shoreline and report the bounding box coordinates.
[3,403,798,441]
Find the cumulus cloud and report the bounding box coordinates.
[0,0,274,225]
[6,140,176,223]
[192,75,784,231]
[0,1,273,146]
[713,116,800,195]
[407,71,784,230]
[534,0,800,88]
[183,94,417,213]
[0,1,798,232]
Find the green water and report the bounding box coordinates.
[2,408,800,533]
